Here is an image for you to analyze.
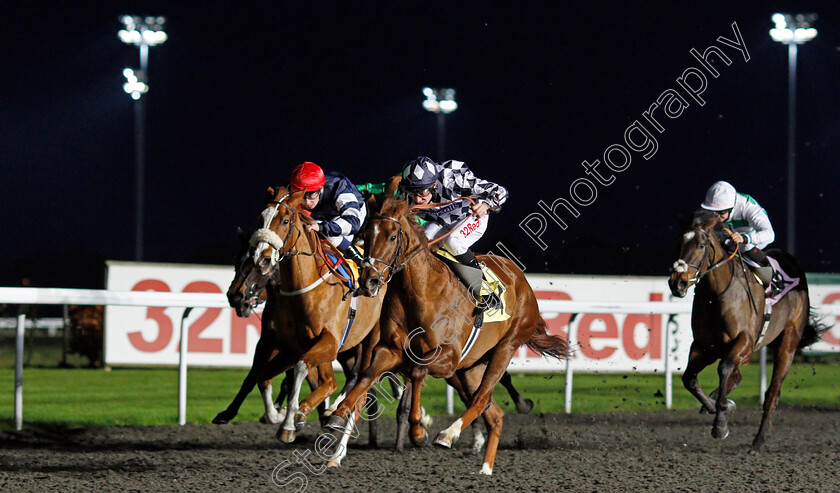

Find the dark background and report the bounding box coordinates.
[3,1,839,289]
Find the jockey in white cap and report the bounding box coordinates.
[701,180,784,296]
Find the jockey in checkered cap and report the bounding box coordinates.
[701,180,784,297]
[400,156,508,270]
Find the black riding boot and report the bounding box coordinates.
[454,250,494,329]
[745,247,784,297]
[342,245,366,267]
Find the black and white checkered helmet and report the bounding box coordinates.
[402,156,439,191]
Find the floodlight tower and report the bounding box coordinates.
[770,13,817,255]
[422,87,458,161]
[119,15,167,261]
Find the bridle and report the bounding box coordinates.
[364,213,427,285]
[249,194,314,271]
[237,249,269,310]
[364,196,484,287]
[673,227,737,287]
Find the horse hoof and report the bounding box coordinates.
[326,415,345,430]
[479,463,493,476]
[711,427,729,440]
[516,398,534,414]
[212,414,231,425]
[277,429,296,443]
[725,399,736,413]
[294,412,307,432]
[326,460,341,468]
[433,432,453,449]
[411,431,428,448]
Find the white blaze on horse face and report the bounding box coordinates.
[682,231,696,243]
[251,203,284,269]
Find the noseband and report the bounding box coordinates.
[250,195,298,267]
[672,228,735,287]
[365,214,428,286]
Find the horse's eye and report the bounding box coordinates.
[699,243,706,249]
[283,219,289,225]
[389,235,397,242]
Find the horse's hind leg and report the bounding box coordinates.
[682,343,718,414]
[752,325,800,452]
[500,371,532,414]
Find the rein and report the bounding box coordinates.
[681,228,738,286]
[410,196,477,247]
[250,193,352,297]
[365,196,478,284]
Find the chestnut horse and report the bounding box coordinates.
[249,186,389,456]
[213,228,366,433]
[669,211,826,451]
[328,196,567,475]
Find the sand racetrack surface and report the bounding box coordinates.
[2,406,839,492]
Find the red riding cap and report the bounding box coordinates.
[289,162,326,192]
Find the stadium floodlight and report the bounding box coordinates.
[422,87,458,114]
[122,68,148,100]
[119,15,166,261]
[769,13,817,255]
[422,87,458,176]
[770,13,817,44]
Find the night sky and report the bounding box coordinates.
[3,1,839,289]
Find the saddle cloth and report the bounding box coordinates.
[434,250,511,324]
[749,256,800,307]
[323,248,361,289]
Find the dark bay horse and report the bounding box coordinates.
[328,196,567,474]
[669,211,827,451]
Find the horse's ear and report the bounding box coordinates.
[236,227,246,241]
[385,174,403,195]
[264,186,276,203]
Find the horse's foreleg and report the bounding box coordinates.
[327,346,363,416]
[329,344,403,428]
[408,366,429,447]
[712,334,751,440]
[213,338,275,424]
[682,343,718,414]
[277,360,313,443]
[752,325,799,452]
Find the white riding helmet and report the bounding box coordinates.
[700,181,737,211]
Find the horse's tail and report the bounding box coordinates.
[798,307,833,350]
[525,318,568,360]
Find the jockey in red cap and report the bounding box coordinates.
[289,162,366,266]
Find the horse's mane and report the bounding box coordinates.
[380,195,427,244]
[691,209,728,244]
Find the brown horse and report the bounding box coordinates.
[328,195,567,474]
[669,210,826,451]
[249,186,390,456]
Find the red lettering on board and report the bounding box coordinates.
[577,314,619,359]
[127,279,173,352]
[182,281,223,353]
[231,312,262,353]
[622,293,663,360]
[822,293,840,345]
